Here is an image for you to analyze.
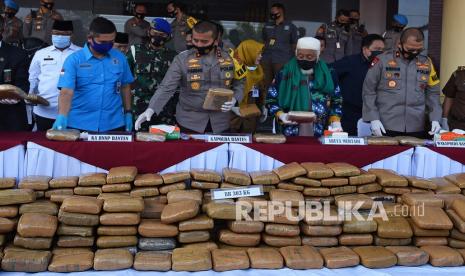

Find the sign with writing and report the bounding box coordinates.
[211,185,263,200]
[321,137,366,145]
[87,134,133,142]
[207,135,252,143]
[435,140,465,148]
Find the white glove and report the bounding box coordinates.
[328,121,343,132]
[0,99,20,105]
[135,108,154,131]
[371,120,386,136]
[429,121,442,135]
[231,106,241,116]
[278,112,298,125]
[221,98,237,113]
[441,117,450,131]
[259,106,268,123]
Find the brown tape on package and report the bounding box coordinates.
[253,133,287,144]
[138,219,179,237]
[190,170,222,183]
[222,168,251,186]
[212,249,250,272]
[247,248,283,269]
[319,246,360,269]
[103,197,144,213]
[1,249,51,272]
[167,190,203,205]
[134,251,171,271]
[279,245,323,269]
[172,248,212,271]
[78,173,106,186]
[250,171,280,185]
[134,174,164,187]
[93,249,134,271]
[352,246,397,268]
[421,246,464,267]
[301,162,334,179]
[100,213,141,226]
[273,162,307,181]
[18,176,51,191]
[46,129,80,141]
[48,251,94,272]
[375,217,413,239]
[61,196,103,215]
[106,166,138,184]
[219,229,260,247]
[49,176,79,188]
[17,213,57,238]
[202,88,234,111]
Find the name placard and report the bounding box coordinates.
[207,135,251,143]
[87,134,133,142]
[211,185,263,200]
[322,137,366,145]
[435,140,465,148]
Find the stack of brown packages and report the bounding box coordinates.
[18,176,51,200]
[75,172,106,196]
[45,176,76,202]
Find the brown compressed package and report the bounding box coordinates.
[375,217,413,239]
[262,234,301,247]
[421,245,464,267]
[48,251,94,272]
[293,177,321,187]
[161,200,199,224]
[190,169,222,183]
[97,226,137,236]
[343,217,377,234]
[103,197,144,213]
[212,249,249,272]
[407,218,450,237]
[138,219,179,237]
[58,210,99,226]
[0,206,18,218]
[414,237,448,246]
[367,136,399,145]
[352,246,397,268]
[256,204,301,225]
[279,245,323,269]
[172,248,212,272]
[161,171,190,184]
[451,199,465,221]
[141,199,165,219]
[52,248,92,255]
[179,214,214,232]
[178,230,210,244]
[445,173,465,189]
[74,186,102,196]
[45,188,74,198]
[93,249,133,271]
[411,207,453,230]
[369,169,408,187]
[50,194,73,203]
[302,236,339,247]
[277,182,304,192]
[402,193,443,207]
[301,162,334,179]
[17,213,57,238]
[191,181,219,190]
[46,129,80,141]
[159,182,186,194]
[134,174,163,187]
[306,195,335,204]
[57,236,95,247]
[269,189,304,207]
[96,235,138,248]
[320,246,360,268]
[0,177,16,189]
[335,194,374,210]
[0,188,35,206]
[383,187,411,195]
[253,133,286,144]
[250,171,280,185]
[385,246,429,266]
[431,177,461,194]
[374,236,412,246]
[14,235,52,249]
[303,187,330,197]
[130,187,159,197]
[449,238,465,249]
[339,234,373,246]
[447,209,465,233]
[57,224,93,237]
[247,248,283,269]
[357,183,383,194]
[406,176,437,190]
[101,183,132,193]
[301,225,342,236]
[435,194,465,209]
[228,220,264,234]
[262,185,276,193]
[61,196,103,215]
[265,223,300,237]
[305,206,342,226]
[349,172,377,185]
[106,166,137,184]
[100,212,140,226]
[330,186,356,195]
[272,162,307,181]
[167,190,202,204]
[18,176,51,191]
[134,251,171,271]
[205,201,237,220]
[78,173,106,186]
[321,177,349,187]
[203,88,233,110]
[327,163,360,177]
[49,176,78,188]
[222,168,250,186]
[35,191,45,199]
[183,241,218,251]
[219,229,260,247]
[1,249,51,272]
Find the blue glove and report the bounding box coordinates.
[52,115,68,130]
[125,112,133,132]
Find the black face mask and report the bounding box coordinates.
[369,50,383,61]
[169,11,177,18]
[297,59,316,71]
[135,13,146,20]
[150,36,166,47]
[186,44,194,50]
[195,43,215,56]
[400,45,420,61]
[5,12,15,19]
[270,13,280,20]
[41,2,54,10]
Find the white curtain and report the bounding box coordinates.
[0,145,25,182]
[413,147,465,178]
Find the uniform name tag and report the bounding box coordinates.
[321,137,366,145]
[211,185,264,200]
[87,134,133,142]
[207,135,252,143]
[435,141,465,148]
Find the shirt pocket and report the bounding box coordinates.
[187,72,204,91]
[416,72,429,92]
[108,66,123,83]
[383,71,402,91]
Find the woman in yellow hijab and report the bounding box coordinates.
[230,39,266,133]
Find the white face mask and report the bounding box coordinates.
[247,66,258,71]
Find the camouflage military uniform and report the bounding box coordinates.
[3,16,23,46]
[128,43,178,127]
[23,9,63,44]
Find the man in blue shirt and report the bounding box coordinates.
[53,17,134,132]
[331,34,385,136]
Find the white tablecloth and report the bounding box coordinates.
[0,144,25,181]
[413,146,465,178]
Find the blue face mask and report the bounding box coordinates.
[91,38,113,54]
[52,35,71,49]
